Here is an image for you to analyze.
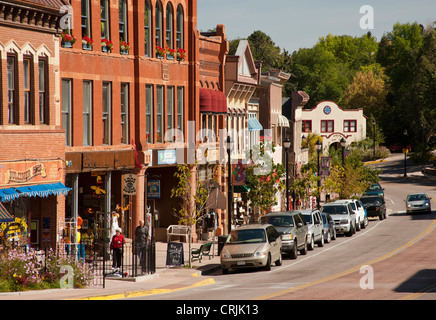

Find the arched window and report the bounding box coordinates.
[166,3,174,51]
[144,0,151,56]
[155,0,163,49]
[176,5,184,50]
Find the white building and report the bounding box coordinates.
[301,101,367,150]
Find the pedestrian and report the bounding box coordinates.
[135,219,149,268]
[110,227,125,270]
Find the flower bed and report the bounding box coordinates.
[0,248,94,292]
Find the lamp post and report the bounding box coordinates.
[283,137,291,211]
[403,130,408,177]
[340,138,346,166]
[315,139,322,209]
[226,136,233,234]
[373,120,376,161]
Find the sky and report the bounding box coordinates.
[197,0,436,53]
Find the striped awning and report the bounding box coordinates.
[0,202,14,223]
[15,182,71,198]
[0,188,21,202]
[277,115,290,127]
[248,118,263,131]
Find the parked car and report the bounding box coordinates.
[405,193,432,214]
[363,183,385,199]
[321,203,356,237]
[261,211,309,259]
[321,212,336,243]
[301,210,324,250]
[360,195,386,220]
[334,199,368,230]
[220,224,282,274]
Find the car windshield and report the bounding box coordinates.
[360,197,380,204]
[321,205,348,215]
[227,229,266,244]
[368,184,382,191]
[407,194,427,201]
[261,216,294,227]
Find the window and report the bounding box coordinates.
[156,85,164,143]
[166,86,174,141]
[177,87,184,136]
[38,58,48,124]
[102,82,112,145]
[83,80,93,146]
[121,83,129,144]
[144,0,151,57]
[119,0,127,44]
[321,120,334,133]
[7,55,17,124]
[166,3,174,52]
[155,0,163,49]
[344,120,357,132]
[23,57,32,124]
[145,84,153,143]
[100,0,110,40]
[62,79,72,146]
[81,0,91,38]
[302,120,312,133]
[176,5,184,51]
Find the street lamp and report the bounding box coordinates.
[403,130,408,177]
[226,136,233,234]
[315,139,322,209]
[373,120,376,161]
[340,138,346,166]
[283,137,291,211]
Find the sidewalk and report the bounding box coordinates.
[0,240,222,300]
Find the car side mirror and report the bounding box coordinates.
[297,222,303,227]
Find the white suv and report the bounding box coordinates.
[334,199,368,231]
[321,203,356,237]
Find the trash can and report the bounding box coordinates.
[217,235,228,255]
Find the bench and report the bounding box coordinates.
[167,225,190,243]
[191,242,213,263]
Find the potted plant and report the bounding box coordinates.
[120,41,130,54]
[82,35,94,50]
[101,38,113,53]
[166,47,176,60]
[156,45,166,58]
[61,31,77,48]
[177,48,186,61]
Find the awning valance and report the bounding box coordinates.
[277,115,290,127]
[15,182,71,198]
[0,188,21,202]
[200,89,227,114]
[248,118,263,131]
[0,202,14,223]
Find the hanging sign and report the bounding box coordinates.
[123,174,137,195]
[147,180,160,199]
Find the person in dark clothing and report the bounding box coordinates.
[135,219,149,267]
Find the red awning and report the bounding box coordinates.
[200,89,227,114]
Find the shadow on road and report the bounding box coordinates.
[394,269,436,293]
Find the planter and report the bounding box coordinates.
[82,43,93,51]
[62,42,73,48]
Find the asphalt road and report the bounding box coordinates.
[136,154,436,301]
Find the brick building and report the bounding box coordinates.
[0,0,69,249]
[60,0,229,242]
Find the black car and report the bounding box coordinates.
[360,195,386,220]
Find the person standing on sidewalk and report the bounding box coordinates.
[110,228,125,270]
[135,219,149,269]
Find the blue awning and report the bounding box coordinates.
[15,182,71,198]
[248,118,263,131]
[0,188,21,202]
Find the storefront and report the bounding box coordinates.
[0,160,70,250]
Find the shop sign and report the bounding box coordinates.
[147,180,160,199]
[0,217,28,245]
[320,156,331,177]
[123,174,137,196]
[232,162,246,186]
[0,160,63,187]
[157,150,177,165]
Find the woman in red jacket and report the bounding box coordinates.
[110,228,125,270]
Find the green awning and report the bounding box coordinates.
[0,202,14,223]
[233,185,249,193]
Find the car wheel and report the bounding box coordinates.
[300,237,308,255]
[317,232,324,247]
[264,253,271,271]
[289,241,298,259]
[308,235,315,250]
[275,252,283,266]
[346,223,354,237]
[362,218,367,229]
[356,219,361,231]
[325,230,331,243]
[332,228,336,240]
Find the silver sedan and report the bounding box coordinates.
[405,193,432,214]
